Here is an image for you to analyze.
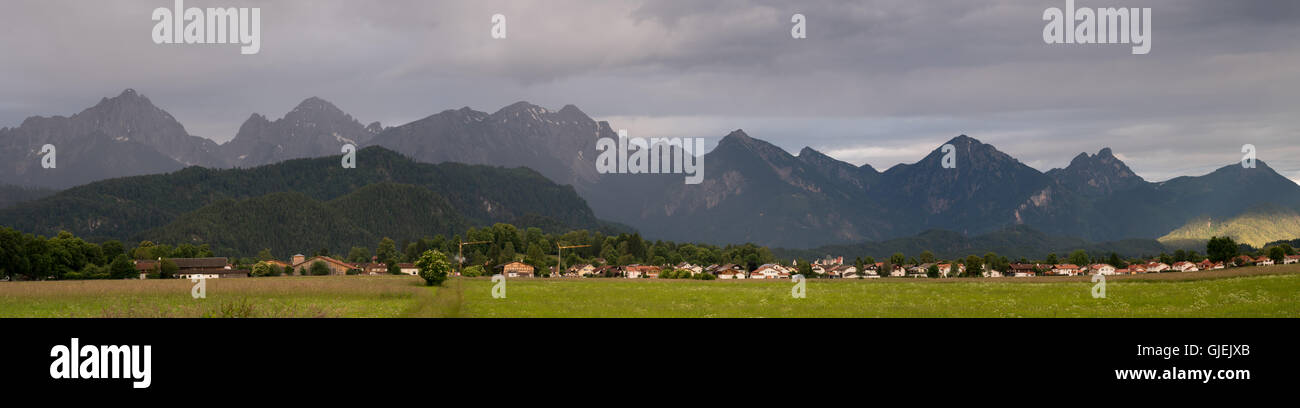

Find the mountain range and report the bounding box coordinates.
[3,89,1299,249]
[608,131,1300,248]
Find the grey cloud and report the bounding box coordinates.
[0,0,1295,181]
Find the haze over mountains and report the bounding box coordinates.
[3,89,1299,249]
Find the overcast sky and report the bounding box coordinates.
[2,0,1298,182]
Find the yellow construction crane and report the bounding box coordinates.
[456,240,491,276]
[557,244,592,276]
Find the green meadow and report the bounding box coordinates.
[450,272,1300,318]
[1,267,1296,317]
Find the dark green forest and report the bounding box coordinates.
[0,146,620,244]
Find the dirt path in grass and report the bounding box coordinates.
[402,278,464,317]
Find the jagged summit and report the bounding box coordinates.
[1048,147,1144,195]
[493,101,549,116]
[88,88,162,113]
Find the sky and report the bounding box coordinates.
[1,0,1298,182]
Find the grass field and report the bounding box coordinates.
[0,275,437,318]
[1,266,1297,317]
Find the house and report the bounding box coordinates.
[1051,264,1082,276]
[1285,255,1300,265]
[593,265,618,277]
[175,268,249,279]
[293,256,355,276]
[1146,262,1170,272]
[871,262,903,277]
[567,264,597,277]
[502,261,535,278]
[354,258,388,275]
[831,265,857,279]
[173,257,248,279]
[621,264,660,279]
[862,263,880,274]
[1171,261,1199,272]
[397,263,419,275]
[1232,255,1256,267]
[752,264,784,279]
[674,262,704,275]
[1127,264,1147,274]
[1213,262,1226,270]
[906,266,929,278]
[134,260,158,279]
[1089,264,1117,275]
[910,263,935,276]
[714,264,744,278]
[622,264,641,278]
[1256,256,1275,266]
[811,265,828,275]
[1008,263,1041,277]
[1197,259,1215,270]
[713,264,746,279]
[842,267,874,279]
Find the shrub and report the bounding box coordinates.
[251,262,272,277]
[462,265,485,277]
[109,255,136,279]
[309,261,330,276]
[157,259,178,279]
[415,250,451,286]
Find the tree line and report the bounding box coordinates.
[0,227,215,280]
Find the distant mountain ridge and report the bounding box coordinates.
[223,97,382,168]
[610,131,1300,248]
[0,89,224,188]
[4,89,1299,249]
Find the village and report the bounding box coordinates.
[133,251,1300,280]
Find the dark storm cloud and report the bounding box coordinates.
[1,0,1297,182]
